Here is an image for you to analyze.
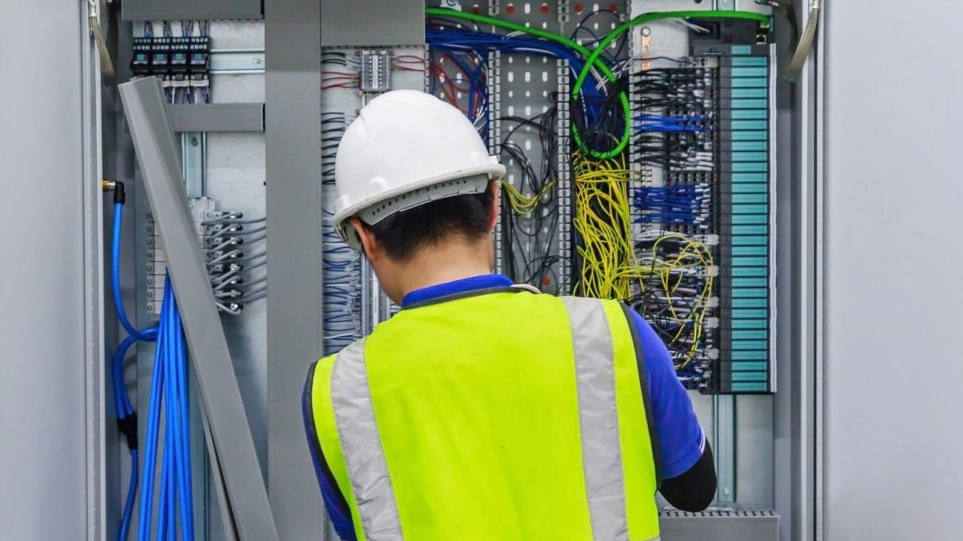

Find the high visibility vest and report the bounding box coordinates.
[306,289,661,541]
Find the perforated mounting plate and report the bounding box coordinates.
[425,1,627,292]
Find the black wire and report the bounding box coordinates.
[498,102,561,289]
[570,10,629,63]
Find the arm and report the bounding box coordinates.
[302,362,358,540]
[660,440,716,511]
[628,310,717,511]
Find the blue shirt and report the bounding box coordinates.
[303,274,705,540]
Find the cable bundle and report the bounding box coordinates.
[322,112,362,354]
[111,196,156,541]
[623,233,715,383]
[110,194,192,540]
[425,36,490,137]
[322,51,360,90]
[137,276,195,541]
[497,106,561,289]
[202,213,267,315]
[632,68,716,169]
[571,151,636,299]
[633,182,711,228]
[426,21,607,144]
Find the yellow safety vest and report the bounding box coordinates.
[307,288,661,541]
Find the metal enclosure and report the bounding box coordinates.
[822,0,963,539]
[0,0,103,539]
[123,0,264,21]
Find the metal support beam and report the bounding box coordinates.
[122,0,263,21]
[119,76,280,541]
[320,0,424,46]
[181,132,206,197]
[265,0,327,538]
[713,395,736,504]
[168,104,265,133]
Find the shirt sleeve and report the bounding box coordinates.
[629,310,707,480]
[302,363,358,541]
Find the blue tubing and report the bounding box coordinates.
[119,450,138,541]
[136,301,168,541]
[112,203,157,342]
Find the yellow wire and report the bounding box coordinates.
[501,179,556,215]
[571,150,717,370]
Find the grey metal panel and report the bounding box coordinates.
[772,4,818,541]
[823,1,963,541]
[659,511,779,541]
[82,8,108,541]
[119,77,280,541]
[265,0,327,538]
[123,0,263,21]
[168,104,266,133]
[0,1,90,539]
[320,0,424,47]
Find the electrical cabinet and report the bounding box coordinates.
[98,1,818,540]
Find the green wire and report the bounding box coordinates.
[572,10,770,100]
[427,7,624,159]
[425,7,770,160]
[571,10,769,159]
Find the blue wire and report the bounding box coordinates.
[112,203,158,342]
[119,449,138,541]
[113,335,139,416]
[111,200,163,540]
[172,290,195,540]
[112,201,194,540]
[157,430,172,541]
[163,277,195,541]
[137,302,167,541]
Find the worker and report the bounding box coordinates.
[303,89,716,541]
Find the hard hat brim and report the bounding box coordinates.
[333,161,506,250]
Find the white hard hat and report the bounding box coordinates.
[333,89,506,250]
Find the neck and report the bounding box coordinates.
[389,242,493,302]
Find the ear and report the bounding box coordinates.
[488,181,501,232]
[351,217,382,262]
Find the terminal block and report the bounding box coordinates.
[360,50,391,93]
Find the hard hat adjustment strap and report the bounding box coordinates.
[358,174,490,226]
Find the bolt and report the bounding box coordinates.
[641,26,651,36]
[253,57,262,65]
[191,136,199,147]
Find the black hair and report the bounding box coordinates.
[362,183,495,262]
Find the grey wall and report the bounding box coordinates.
[0,0,92,538]
[823,1,963,539]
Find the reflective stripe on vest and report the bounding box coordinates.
[562,297,629,541]
[327,296,653,541]
[330,339,404,541]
